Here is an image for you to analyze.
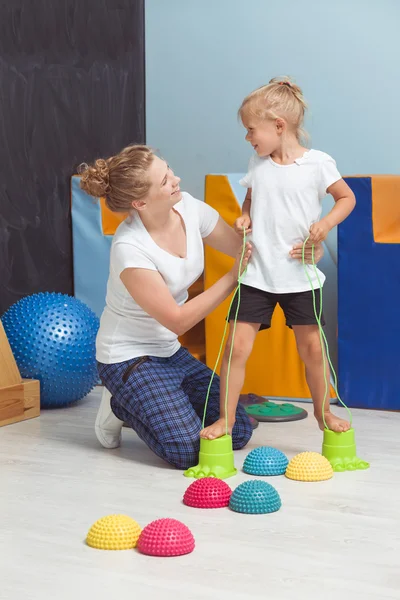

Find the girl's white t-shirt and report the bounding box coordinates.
[96,192,219,364]
[240,149,341,294]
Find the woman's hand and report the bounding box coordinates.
[290,240,324,264]
[230,242,252,282]
[234,215,252,236]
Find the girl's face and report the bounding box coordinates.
[242,116,283,157]
[134,155,182,212]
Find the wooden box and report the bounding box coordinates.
[0,320,40,427]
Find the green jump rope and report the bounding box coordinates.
[202,228,353,434]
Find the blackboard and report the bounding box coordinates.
[0,0,145,314]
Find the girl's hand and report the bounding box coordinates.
[309,220,330,243]
[234,215,252,236]
[230,242,252,282]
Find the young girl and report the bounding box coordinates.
[200,76,356,441]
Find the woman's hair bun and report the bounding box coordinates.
[79,158,111,198]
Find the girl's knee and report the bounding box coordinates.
[224,332,255,365]
[295,329,324,365]
[298,339,323,364]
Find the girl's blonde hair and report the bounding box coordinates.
[79,144,155,213]
[239,76,308,143]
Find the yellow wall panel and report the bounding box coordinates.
[372,176,400,243]
[100,197,127,235]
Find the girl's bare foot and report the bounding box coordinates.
[200,418,233,440]
[316,412,351,433]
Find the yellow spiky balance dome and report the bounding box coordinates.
[285,451,334,482]
[86,515,141,550]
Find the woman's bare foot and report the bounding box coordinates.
[200,418,233,440]
[316,412,351,433]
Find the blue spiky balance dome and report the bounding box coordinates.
[243,446,289,476]
[2,292,99,408]
[229,480,281,514]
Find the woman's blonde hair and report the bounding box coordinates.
[79,144,155,213]
[239,76,308,143]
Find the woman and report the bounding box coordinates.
[80,144,322,470]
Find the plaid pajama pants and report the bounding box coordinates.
[97,347,253,470]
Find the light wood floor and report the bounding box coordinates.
[1,386,399,600]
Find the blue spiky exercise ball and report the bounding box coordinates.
[2,292,99,408]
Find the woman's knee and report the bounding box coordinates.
[233,427,252,450]
[232,408,253,450]
[162,433,200,470]
[162,423,252,468]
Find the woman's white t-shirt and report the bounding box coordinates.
[240,149,341,294]
[96,192,219,364]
